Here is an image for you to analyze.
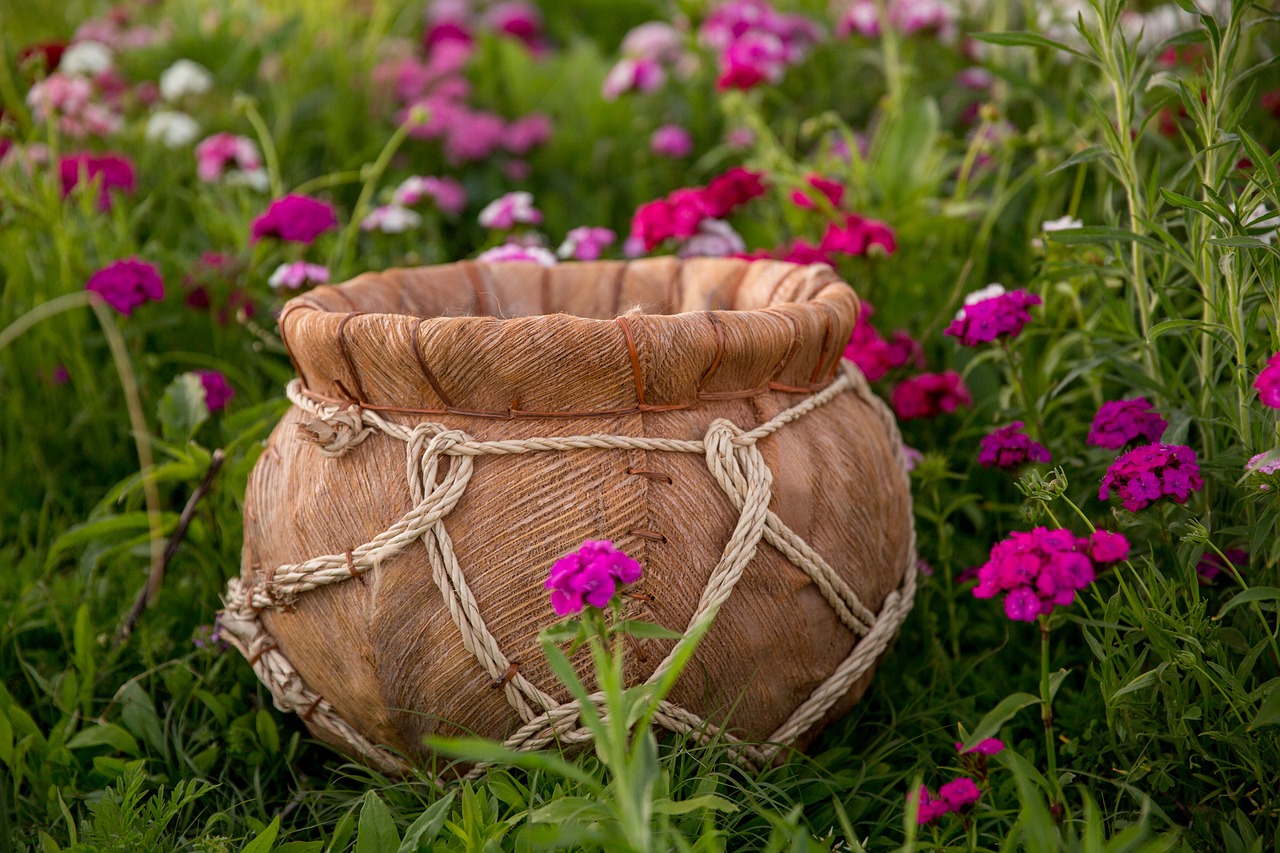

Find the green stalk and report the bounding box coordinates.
[1039,617,1062,812]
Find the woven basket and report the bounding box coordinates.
[219,257,916,775]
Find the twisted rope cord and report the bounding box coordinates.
[220,360,917,778]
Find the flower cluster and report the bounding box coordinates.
[972,528,1128,622]
[978,422,1050,470]
[698,0,823,91]
[1099,443,1204,512]
[738,212,896,266]
[251,194,338,244]
[27,71,122,138]
[1087,398,1167,449]
[890,371,971,420]
[1257,352,1280,408]
[912,779,981,825]
[87,258,164,316]
[630,167,766,251]
[838,0,957,41]
[392,175,467,215]
[944,284,1042,347]
[842,303,922,382]
[546,540,643,616]
[603,22,688,99]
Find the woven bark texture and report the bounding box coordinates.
[232,257,914,768]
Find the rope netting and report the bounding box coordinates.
[220,360,917,778]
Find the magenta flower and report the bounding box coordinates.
[478,191,542,230]
[702,167,767,217]
[194,133,262,183]
[251,194,338,244]
[937,778,981,809]
[1088,530,1130,564]
[820,213,897,257]
[86,258,164,316]
[558,226,617,261]
[910,785,952,825]
[602,56,666,100]
[545,540,643,616]
[59,152,135,211]
[1256,352,1280,408]
[972,527,1102,622]
[1195,548,1247,585]
[393,175,467,215]
[791,174,845,210]
[196,370,234,412]
[944,285,1041,347]
[842,304,922,382]
[1099,443,1204,512]
[891,371,972,420]
[476,243,557,266]
[978,422,1051,469]
[651,124,694,158]
[1247,451,1280,491]
[1087,397,1167,449]
[502,114,552,155]
[955,738,1005,756]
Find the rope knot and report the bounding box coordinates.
[297,404,372,457]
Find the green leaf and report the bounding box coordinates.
[397,792,455,853]
[242,815,281,853]
[0,712,12,767]
[356,791,400,853]
[1250,681,1280,730]
[276,844,324,853]
[960,693,1039,750]
[1160,187,1228,220]
[1046,225,1165,252]
[1220,587,1280,616]
[1047,145,1108,175]
[538,621,581,645]
[611,620,683,640]
[1113,664,1168,699]
[46,512,178,568]
[326,806,358,853]
[157,372,209,444]
[255,709,280,755]
[972,30,1085,58]
[652,795,740,816]
[66,724,140,757]
[426,736,602,792]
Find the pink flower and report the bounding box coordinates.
[602,56,666,100]
[392,175,467,215]
[1087,398,1168,449]
[196,370,234,412]
[194,133,262,183]
[478,191,542,229]
[268,261,329,290]
[938,778,981,810]
[891,372,972,420]
[1246,450,1280,479]
[791,174,844,209]
[842,304,922,382]
[361,204,422,233]
[503,114,552,155]
[678,219,745,258]
[545,540,643,615]
[1195,548,1247,585]
[484,2,544,51]
[59,152,135,210]
[86,258,164,316]
[476,243,557,266]
[820,214,897,257]
[1088,530,1130,564]
[251,194,338,244]
[558,226,616,261]
[909,785,952,825]
[945,285,1041,347]
[972,527,1097,622]
[651,124,694,158]
[979,422,1051,469]
[1256,352,1280,408]
[1099,443,1204,512]
[892,0,956,39]
[621,22,686,63]
[444,109,507,163]
[956,738,1005,756]
[702,167,767,217]
[836,0,880,38]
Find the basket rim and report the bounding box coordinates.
[278,257,861,419]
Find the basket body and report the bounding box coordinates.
[222,257,915,772]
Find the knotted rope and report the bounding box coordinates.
[220,360,917,778]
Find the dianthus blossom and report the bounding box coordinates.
[196,370,233,412]
[159,59,214,101]
[1246,450,1280,489]
[978,422,1050,469]
[944,284,1041,347]
[268,261,329,291]
[476,243,557,266]
[251,194,338,244]
[1088,530,1130,564]
[955,738,1004,756]
[86,258,164,316]
[558,226,616,261]
[651,124,694,158]
[1087,397,1167,449]
[702,167,767,217]
[361,204,422,233]
[629,168,765,251]
[678,219,745,258]
[891,371,971,420]
[1099,443,1204,512]
[699,0,822,92]
[972,527,1124,621]
[1256,352,1280,408]
[842,304,922,382]
[145,111,200,148]
[478,191,542,229]
[545,540,643,615]
[791,174,844,209]
[910,777,981,825]
[59,152,135,210]
[820,213,896,257]
[502,114,552,155]
[602,56,666,100]
[195,133,263,183]
[1195,548,1247,585]
[392,175,467,215]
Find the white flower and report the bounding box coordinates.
[1042,215,1083,232]
[224,168,270,191]
[677,219,745,258]
[477,191,542,229]
[159,59,215,101]
[476,243,558,266]
[956,283,1006,319]
[269,261,330,290]
[60,41,113,77]
[144,110,200,147]
[360,204,423,234]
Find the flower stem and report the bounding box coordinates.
[1039,616,1062,815]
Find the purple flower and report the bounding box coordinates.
[1257,352,1280,408]
[938,777,981,810]
[196,370,233,412]
[545,540,643,616]
[1087,397,1167,449]
[1088,530,1130,564]
[651,124,694,158]
[557,226,616,261]
[1195,548,1247,585]
[978,422,1050,469]
[1099,443,1204,512]
[910,785,952,825]
[972,527,1097,622]
[944,284,1041,347]
[59,152,136,211]
[251,194,338,244]
[956,738,1004,756]
[86,258,164,316]
[268,261,329,290]
[477,191,542,230]
[392,175,468,215]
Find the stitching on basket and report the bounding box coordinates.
[697,311,727,391]
[336,312,369,405]
[614,315,646,406]
[412,318,455,407]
